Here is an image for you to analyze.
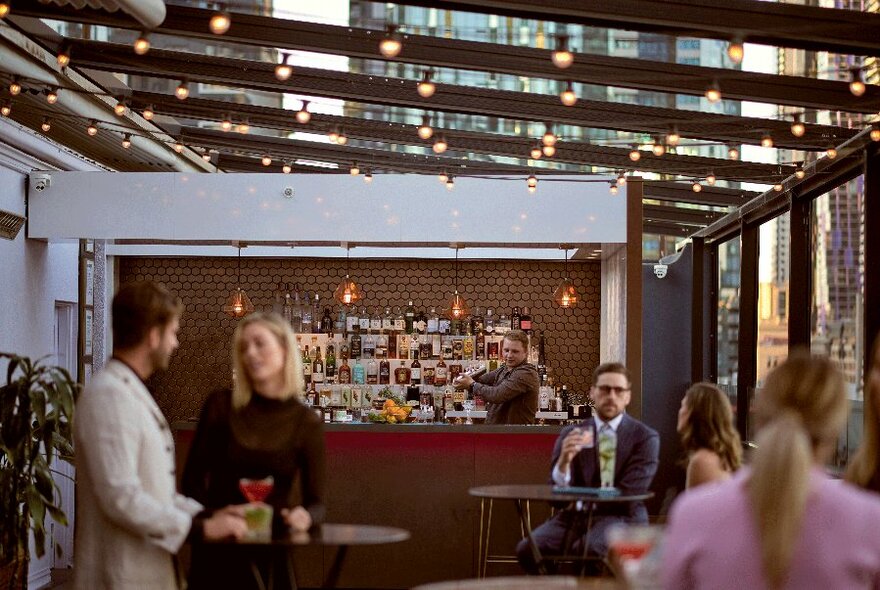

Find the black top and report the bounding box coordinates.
[182,388,326,590]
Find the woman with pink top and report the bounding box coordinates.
[663,352,880,590]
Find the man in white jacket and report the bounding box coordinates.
[74,281,246,590]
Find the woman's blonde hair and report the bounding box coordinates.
[749,352,847,590]
[845,336,880,488]
[680,382,742,471]
[231,312,304,409]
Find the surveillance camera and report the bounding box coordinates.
[283,187,294,198]
[31,172,51,192]
[653,263,668,279]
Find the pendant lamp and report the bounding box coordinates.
[334,245,363,305]
[553,247,579,308]
[447,247,470,320]
[223,245,255,318]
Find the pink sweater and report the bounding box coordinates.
[663,468,880,590]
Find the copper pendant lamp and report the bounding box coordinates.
[223,245,255,318]
[447,247,470,320]
[334,245,363,305]
[553,247,579,308]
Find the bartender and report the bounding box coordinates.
[454,329,539,425]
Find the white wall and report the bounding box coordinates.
[600,244,627,364]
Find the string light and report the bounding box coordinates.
[527,174,538,192]
[379,25,402,58]
[629,146,641,162]
[8,77,20,96]
[142,104,154,120]
[173,140,184,153]
[122,133,131,149]
[727,38,744,64]
[760,133,774,148]
[237,119,250,134]
[364,169,373,183]
[336,129,348,145]
[849,67,866,97]
[652,138,666,157]
[826,146,838,159]
[175,80,190,100]
[667,129,681,146]
[705,81,721,103]
[692,181,702,193]
[417,70,435,98]
[727,145,740,160]
[350,162,360,176]
[86,120,98,136]
[275,53,293,81]
[57,45,71,68]
[0,3,9,18]
[328,129,339,143]
[706,171,716,186]
[560,81,577,106]
[209,8,232,35]
[114,100,127,116]
[446,176,455,191]
[417,114,433,139]
[296,101,311,124]
[45,87,58,104]
[261,155,272,166]
[438,170,448,183]
[871,126,880,142]
[433,134,448,154]
[551,34,574,69]
[790,114,805,138]
[133,32,150,55]
[542,144,556,157]
[40,118,51,132]
[282,162,292,174]
[609,182,618,195]
[773,183,784,192]
[530,143,543,159]
[0,102,10,117]
[616,171,627,186]
[220,115,232,131]
[542,125,557,147]
[202,150,213,162]
[795,163,806,179]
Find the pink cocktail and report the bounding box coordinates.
[238,477,274,541]
[239,476,274,502]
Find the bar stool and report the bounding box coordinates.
[475,497,533,577]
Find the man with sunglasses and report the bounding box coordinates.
[516,362,659,573]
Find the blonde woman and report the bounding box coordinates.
[182,312,326,590]
[663,352,880,590]
[677,383,741,488]
[846,336,880,493]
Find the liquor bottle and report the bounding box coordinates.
[282,289,293,326]
[346,306,359,334]
[382,307,394,334]
[537,330,546,379]
[484,308,495,335]
[301,291,313,333]
[302,345,312,384]
[404,300,415,334]
[475,330,486,360]
[375,334,388,359]
[441,337,454,360]
[419,336,431,360]
[427,307,439,334]
[358,306,370,332]
[452,338,463,360]
[350,325,362,359]
[366,359,378,384]
[363,333,376,359]
[335,305,347,335]
[449,363,462,382]
[470,306,484,337]
[539,375,551,411]
[497,313,511,335]
[338,357,351,384]
[309,380,319,407]
[434,358,448,387]
[353,359,365,384]
[394,360,410,385]
[410,358,422,385]
[291,288,303,333]
[520,306,533,335]
[438,314,451,335]
[511,306,522,331]
[462,336,474,360]
[423,363,436,386]
[394,306,406,333]
[310,337,319,362]
[370,308,382,334]
[312,293,321,332]
[432,334,442,359]
[379,358,390,384]
[321,306,334,334]
[409,334,419,360]
[312,347,325,384]
[340,341,350,361]
[414,309,428,335]
[388,331,397,359]
[325,343,336,380]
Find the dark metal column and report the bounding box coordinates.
[736,223,759,440]
[788,194,812,349]
[691,236,705,383]
[864,144,880,373]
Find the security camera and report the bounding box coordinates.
[31,172,51,192]
[653,263,668,279]
[283,187,294,198]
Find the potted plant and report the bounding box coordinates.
[0,353,76,590]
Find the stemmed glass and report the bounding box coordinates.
[463,399,475,424]
[238,476,274,542]
[606,524,664,588]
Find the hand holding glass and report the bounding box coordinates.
[238,476,274,542]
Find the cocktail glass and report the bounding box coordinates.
[463,399,475,424]
[606,524,663,589]
[238,476,274,542]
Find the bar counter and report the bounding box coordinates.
[173,422,562,588]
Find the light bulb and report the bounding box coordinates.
[652,141,666,157]
[173,141,184,153]
[826,147,838,159]
[527,174,538,188]
[0,103,10,117]
[850,68,866,97]
[122,133,131,149]
[528,185,537,194]
[41,118,51,132]
[790,117,805,138]
[261,155,272,166]
[706,172,716,185]
[795,164,805,179]
[774,183,784,192]
[175,81,189,100]
[727,40,744,64]
[220,117,232,131]
[296,101,311,124]
[617,173,626,187]
[336,132,348,145]
[433,136,447,154]
[417,115,433,139]
[282,163,292,174]
[364,170,373,183]
[8,80,20,96]
[209,11,231,35]
[202,151,212,162]
[871,127,880,142]
[417,71,435,98]
[328,130,339,143]
[530,144,543,159]
[560,82,577,106]
[379,27,402,58]
[542,144,556,157]
[629,147,641,162]
[0,3,10,18]
[275,63,293,81]
[692,181,702,193]
[133,34,150,55]
[57,50,70,67]
[667,130,681,146]
[609,183,618,195]
[446,178,454,190]
[761,134,774,148]
[705,83,721,103]
[542,128,557,146]
[350,163,360,176]
[237,121,250,134]
[728,145,739,160]
[87,121,98,136]
[438,171,448,183]
[114,101,126,116]
[46,88,58,104]
[142,105,154,120]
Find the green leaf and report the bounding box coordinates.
[46,503,68,526]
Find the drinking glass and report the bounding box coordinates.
[606,524,664,589]
[463,399,475,424]
[598,428,617,488]
[238,476,274,542]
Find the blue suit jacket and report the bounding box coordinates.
[549,413,660,521]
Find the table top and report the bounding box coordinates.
[212,523,410,547]
[412,575,619,590]
[469,484,653,504]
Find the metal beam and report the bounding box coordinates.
[644,180,759,207]
[643,204,726,225]
[388,0,880,57]
[130,91,792,182]
[62,40,851,152]
[9,2,880,114]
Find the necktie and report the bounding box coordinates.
[598,423,617,488]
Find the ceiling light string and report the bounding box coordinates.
[222,244,255,318]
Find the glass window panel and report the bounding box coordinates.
[811,175,865,470]
[757,212,790,388]
[717,237,741,419]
